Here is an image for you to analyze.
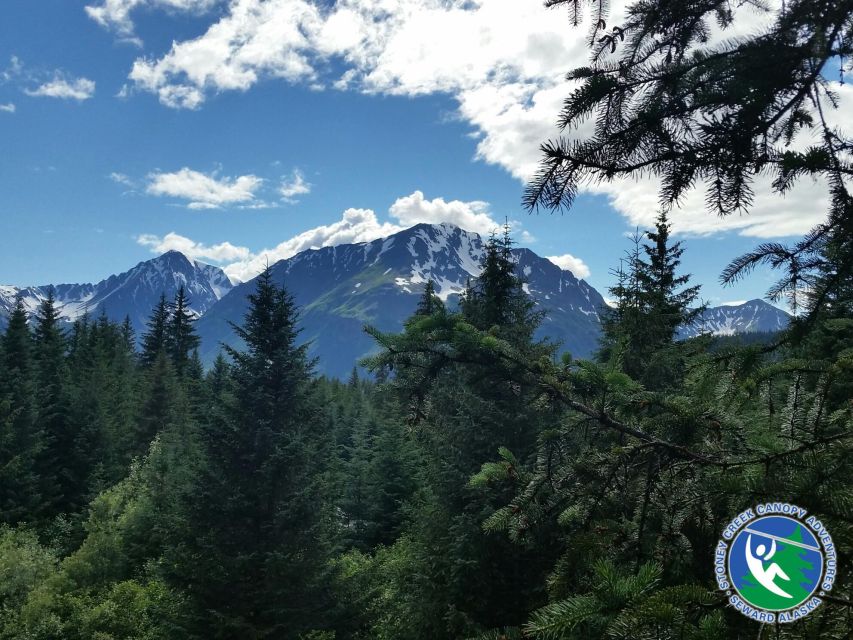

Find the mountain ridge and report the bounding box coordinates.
[1,223,792,376]
[678,298,790,339]
[195,222,607,376]
[0,251,233,335]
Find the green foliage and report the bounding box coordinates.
[2,181,852,640]
[0,297,42,526]
[166,286,201,375]
[523,561,724,640]
[169,267,334,638]
[599,214,703,388]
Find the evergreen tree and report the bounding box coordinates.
[636,212,702,340]
[65,312,134,506]
[32,288,73,517]
[120,314,135,353]
[524,0,853,330]
[599,213,702,387]
[462,224,538,343]
[364,229,559,638]
[166,286,200,375]
[347,365,360,388]
[173,267,332,638]
[415,279,443,317]
[140,294,169,367]
[133,351,179,459]
[0,298,41,524]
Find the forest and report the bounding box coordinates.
[2,0,853,638]
[0,211,851,639]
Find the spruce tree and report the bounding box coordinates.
[0,297,41,524]
[120,314,135,353]
[133,351,178,458]
[167,286,200,375]
[636,212,702,341]
[32,288,73,517]
[140,294,169,367]
[599,213,702,387]
[174,267,331,638]
[524,0,853,329]
[415,279,442,317]
[365,229,558,638]
[462,225,538,344]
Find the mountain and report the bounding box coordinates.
[0,251,233,336]
[2,225,790,378]
[678,299,791,339]
[196,223,606,376]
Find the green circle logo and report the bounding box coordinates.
[715,504,837,623]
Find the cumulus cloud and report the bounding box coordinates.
[0,103,14,113]
[127,0,321,108]
[125,0,580,109]
[137,231,251,263]
[388,190,500,237]
[146,167,263,209]
[547,254,591,279]
[138,189,528,282]
[116,0,848,239]
[86,0,219,44]
[222,207,403,281]
[25,76,96,101]
[280,168,311,201]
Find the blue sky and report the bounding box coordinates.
[0,0,836,308]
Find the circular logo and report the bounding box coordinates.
[715,504,837,623]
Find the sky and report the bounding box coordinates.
[0,0,844,308]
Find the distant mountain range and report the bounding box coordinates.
[195,223,606,375]
[0,251,232,333]
[0,223,791,377]
[678,299,791,339]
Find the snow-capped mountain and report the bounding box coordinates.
[196,223,606,376]
[678,299,791,339]
[0,251,233,336]
[2,224,790,377]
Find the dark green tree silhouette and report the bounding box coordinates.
[140,294,169,368]
[0,297,41,524]
[167,286,200,375]
[32,288,73,517]
[525,0,853,319]
[173,267,332,638]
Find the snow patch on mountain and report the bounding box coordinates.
[679,299,790,338]
[0,251,233,335]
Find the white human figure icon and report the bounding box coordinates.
[745,535,792,598]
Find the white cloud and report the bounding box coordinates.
[1,56,23,83]
[137,231,251,263]
[109,171,135,187]
[280,168,311,201]
[126,0,581,109]
[388,190,500,237]
[720,300,748,307]
[25,76,96,101]
[0,103,14,113]
[547,254,591,279]
[222,207,403,281]
[128,0,321,109]
[586,172,829,238]
[139,189,518,282]
[146,167,263,209]
[86,0,218,43]
[118,0,847,239]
